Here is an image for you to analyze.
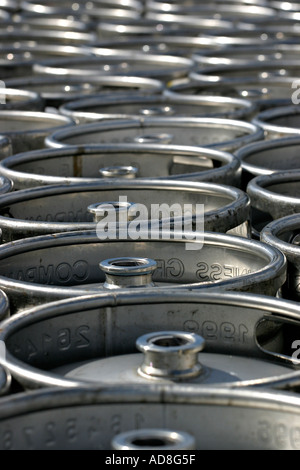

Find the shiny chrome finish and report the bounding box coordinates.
[190,60,300,85]
[235,136,300,186]
[111,429,196,450]
[165,75,297,111]
[0,144,242,189]
[10,15,91,32]
[0,111,75,154]
[100,257,157,289]
[59,94,256,124]
[5,75,164,108]
[247,170,300,239]
[33,52,194,82]
[49,328,300,388]
[88,35,222,57]
[0,179,251,241]
[5,289,300,390]
[96,17,241,38]
[0,88,44,112]
[145,5,276,23]
[261,213,300,302]
[0,385,300,449]
[252,106,300,139]
[0,44,94,79]
[0,28,97,45]
[0,230,286,313]
[45,117,264,153]
[192,44,300,67]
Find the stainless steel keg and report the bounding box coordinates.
[165,75,300,112]
[247,170,300,239]
[0,385,300,449]
[0,144,242,189]
[235,136,300,181]
[0,111,75,154]
[88,35,222,58]
[49,329,300,388]
[2,289,300,390]
[0,44,95,79]
[252,106,300,139]
[45,117,264,153]
[189,60,300,85]
[5,75,164,109]
[192,43,300,67]
[0,230,286,313]
[0,179,250,241]
[59,94,256,124]
[0,28,97,46]
[0,88,44,112]
[145,5,276,24]
[95,17,240,38]
[261,213,300,302]
[33,52,195,82]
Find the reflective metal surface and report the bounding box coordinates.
[0,179,250,241]
[0,110,75,154]
[0,144,242,189]
[0,230,286,313]
[59,94,256,124]
[45,117,264,153]
[261,213,300,302]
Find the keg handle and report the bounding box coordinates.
[99,165,138,179]
[136,331,205,381]
[111,428,196,450]
[99,257,157,289]
[87,201,137,223]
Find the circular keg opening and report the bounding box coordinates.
[150,334,188,348]
[131,437,172,447]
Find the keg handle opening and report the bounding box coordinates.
[136,331,205,381]
[111,428,196,450]
[99,257,157,289]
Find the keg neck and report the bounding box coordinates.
[99,165,138,179]
[136,331,205,381]
[99,257,157,289]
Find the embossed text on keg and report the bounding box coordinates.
[183,318,249,343]
[5,260,90,284]
[196,262,253,281]
[10,325,91,362]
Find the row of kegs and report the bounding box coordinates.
[2,0,300,451]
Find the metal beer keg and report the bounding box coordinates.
[0,144,242,189]
[0,230,286,313]
[45,117,264,153]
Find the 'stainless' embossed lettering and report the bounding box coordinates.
[196,262,252,282]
